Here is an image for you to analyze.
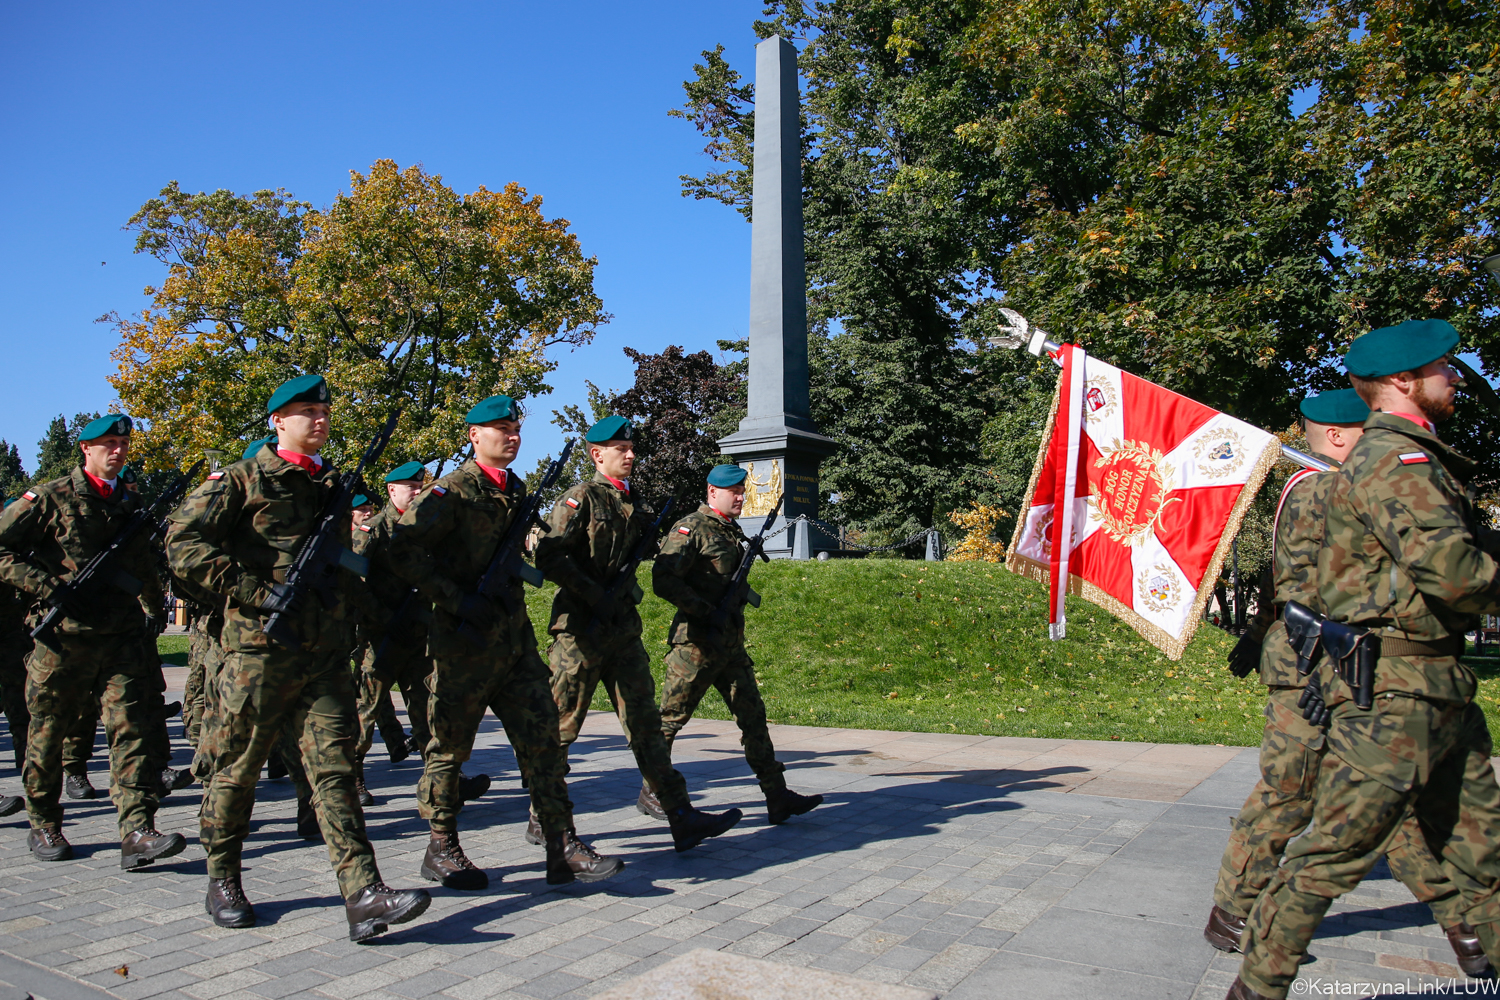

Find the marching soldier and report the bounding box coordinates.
[0,497,23,817]
[389,395,623,889]
[651,465,821,825]
[0,414,187,867]
[534,415,742,852]
[1230,320,1500,999]
[166,374,430,941]
[350,463,451,804]
[1208,389,1485,975]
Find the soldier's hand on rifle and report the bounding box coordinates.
[1227,635,1261,678]
[259,582,299,615]
[1298,674,1331,728]
[456,592,497,631]
[46,579,94,623]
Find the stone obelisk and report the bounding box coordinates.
[717,34,837,556]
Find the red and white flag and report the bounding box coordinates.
[1006,345,1280,659]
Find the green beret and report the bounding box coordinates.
[384,461,426,484]
[78,414,132,441]
[351,494,371,509]
[119,466,138,484]
[707,464,748,487]
[465,395,522,425]
[242,435,276,461]
[266,374,331,414]
[585,415,633,443]
[1300,388,1369,425]
[1345,319,1459,378]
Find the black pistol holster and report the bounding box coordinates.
[1321,620,1378,710]
[1282,601,1326,677]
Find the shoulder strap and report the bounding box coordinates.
[1271,468,1323,560]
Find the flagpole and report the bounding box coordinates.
[990,309,1333,474]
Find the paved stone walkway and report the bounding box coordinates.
[0,678,1486,1000]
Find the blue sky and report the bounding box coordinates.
[0,2,764,472]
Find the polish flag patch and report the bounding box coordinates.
[564,497,580,508]
[207,472,225,481]
[677,526,691,535]
[431,485,447,496]
[21,490,37,502]
[358,524,372,532]
[1399,452,1430,465]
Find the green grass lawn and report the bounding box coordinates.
[161,559,1500,748]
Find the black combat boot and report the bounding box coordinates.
[766,787,822,825]
[120,828,187,870]
[1444,923,1495,979]
[1204,905,1247,953]
[420,831,488,890]
[296,796,320,840]
[545,830,623,885]
[354,759,374,808]
[63,772,97,800]
[345,881,431,943]
[457,772,490,802]
[159,767,194,798]
[266,750,287,780]
[637,782,666,821]
[28,824,72,861]
[206,874,255,928]
[404,735,423,759]
[0,794,22,817]
[668,804,744,853]
[387,735,410,765]
[1226,977,1277,1000]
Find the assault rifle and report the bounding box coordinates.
[263,411,400,649]
[583,496,674,637]
[457,439,575,643]
[708,493,783,632]
[32,459,206,641]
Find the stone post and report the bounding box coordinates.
[716,35,837,556]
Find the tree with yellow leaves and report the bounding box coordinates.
[108,160,606,474]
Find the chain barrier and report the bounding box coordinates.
[756,513,944,557]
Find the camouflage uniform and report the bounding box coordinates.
[0,583,31,766]
[1215,456,1459,922]
[1238,413,1500,997]
[388,461,573,835]
[352,505,432,761]
[165,447,382,898]
[651,505,785,796]
[0,467,164,837]
[184,607,214,748]
[534,474,689,811]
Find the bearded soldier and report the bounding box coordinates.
[0,414,187,867]
[1208,389,1486,976]
[651,464,821,825]
[534,415,742,852]
[166,374,430,941]
[1230,320,1500,999]
[389,395,622,889]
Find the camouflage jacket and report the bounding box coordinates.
[1316,411,1500,704]
[652,504,749,647]
[355,502,430,646]
[535,473,656,637]
[1245,458,1341,689]
[388,460,534,660]
[0,582,29,641]
[165,448,365,654]
[0,466,162,636]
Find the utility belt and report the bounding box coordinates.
[1281,601,1464,710]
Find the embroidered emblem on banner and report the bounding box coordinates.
[1136,563,1183,614]
[1194,428,1247,479]
[1082,376,1118,421]
[1093,440,1181,547]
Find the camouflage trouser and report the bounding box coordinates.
[1241,699,1500,997]
[184,616,210,748]
[62,697,101,776]
[201,645,379,897]
[190,626,226,782]
[24,631,159,837]
[420,645,572,835]
[0,630,30,763]
[548,629,688,812]
[659,640,785,797]
[1215,688,1460,923]
[355,640,431,760]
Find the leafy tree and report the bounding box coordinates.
[33,413,100,485]
[108,160,607,476]
[611,345,746,507]
[523,382,613,510]
[0,442,27,501]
